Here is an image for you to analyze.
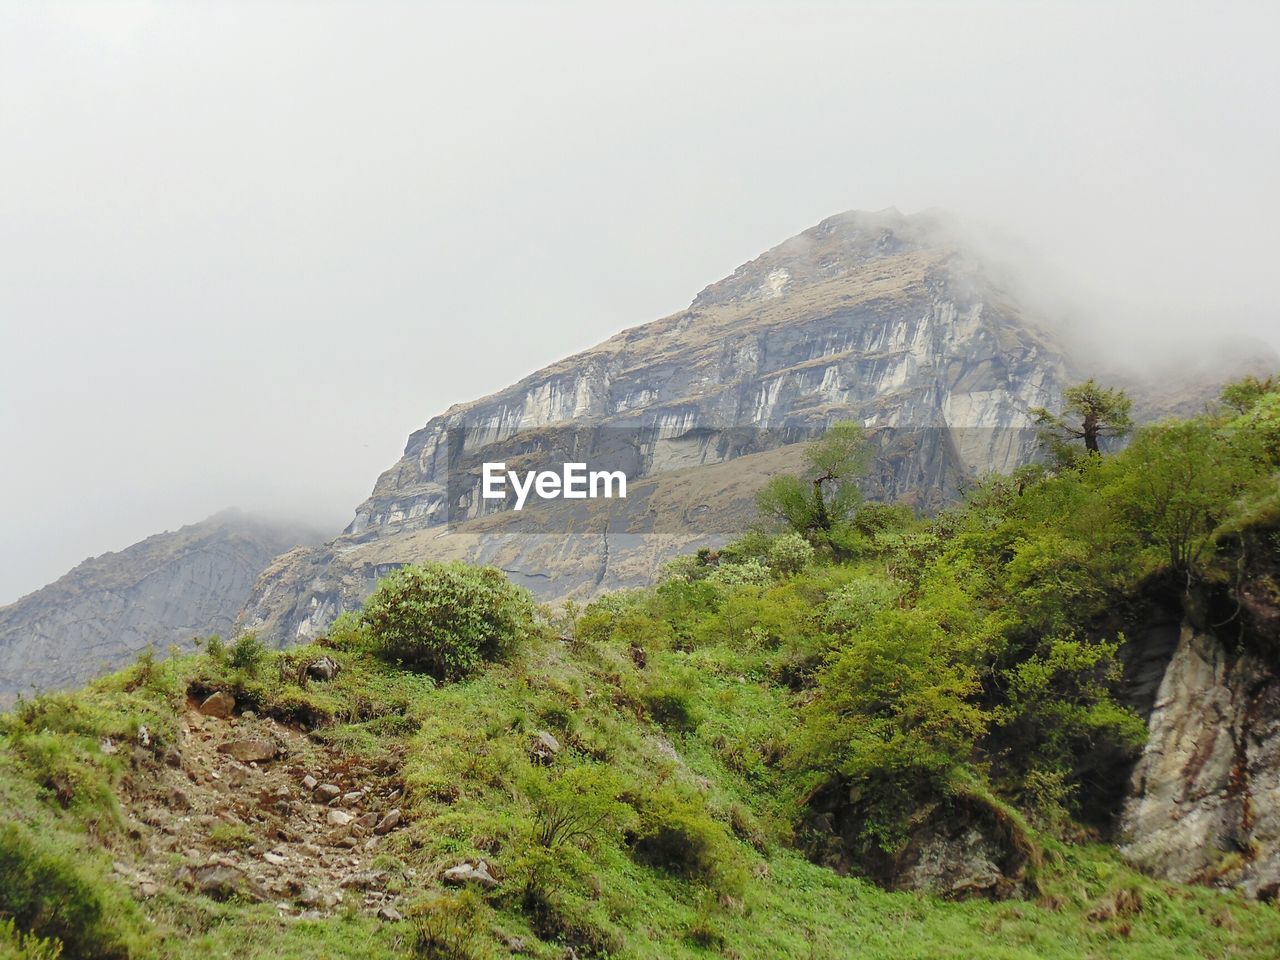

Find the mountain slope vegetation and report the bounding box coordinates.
[2,379,1279,959]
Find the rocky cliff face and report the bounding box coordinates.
[1120,529,1280,900]
[1121,623,1280,899]
[0,511,322,704]
[240,209,1076,642]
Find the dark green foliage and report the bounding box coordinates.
[362,562,537,680]
[0,823,129,960]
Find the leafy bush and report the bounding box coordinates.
[819,575,899,634]
[523,765,636,850]
[705,558,770,589]
[1109,418,1268,577]
[641,670,700,732]
[768,533,815,575]
[362,562,537,680]
[202,634,226,663]
[0,920,62,960]
[792,605,989,848]
[324,611,375,653]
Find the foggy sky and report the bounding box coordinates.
[2,1,1278,605]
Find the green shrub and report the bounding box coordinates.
[324,611,374,653]
[362,563,537,680]
[7,732,117,819]
[202,635,226,663]
[705,558,770,589]
[410,890,487,960]
[641,673,699,732]
[792,605,989,849]
[0,823,131,960]
[628,786,740,889]
[768,533,815,575]
[523,765,636,850]
[819,575,899,634]
[227,633,267,674]
[520,875,622,960]
[0,920,62,960]
[207,822,254,851]
[685,894,728,950]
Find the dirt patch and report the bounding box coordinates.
[108,700,411,919]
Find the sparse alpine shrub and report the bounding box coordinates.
[363,562,537,681]
[410,890,487,960]
[227,633,267,674]
[202,634,226,664]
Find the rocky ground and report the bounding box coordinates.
[106,690,409,922]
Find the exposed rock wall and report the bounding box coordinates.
[1121,623,1280,899]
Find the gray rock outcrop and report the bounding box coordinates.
[1121,623,1280,899]
[0,510,323,704]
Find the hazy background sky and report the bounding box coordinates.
[2,1,1278,604]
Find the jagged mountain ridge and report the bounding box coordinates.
[240,208,1079,641]
[0,510,324,703]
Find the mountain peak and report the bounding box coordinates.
[689,207,962,310]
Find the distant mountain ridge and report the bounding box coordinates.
[0,510,323,703]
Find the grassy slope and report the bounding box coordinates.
[2,620,1279,960]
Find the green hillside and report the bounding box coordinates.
[3,378,1279,960]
